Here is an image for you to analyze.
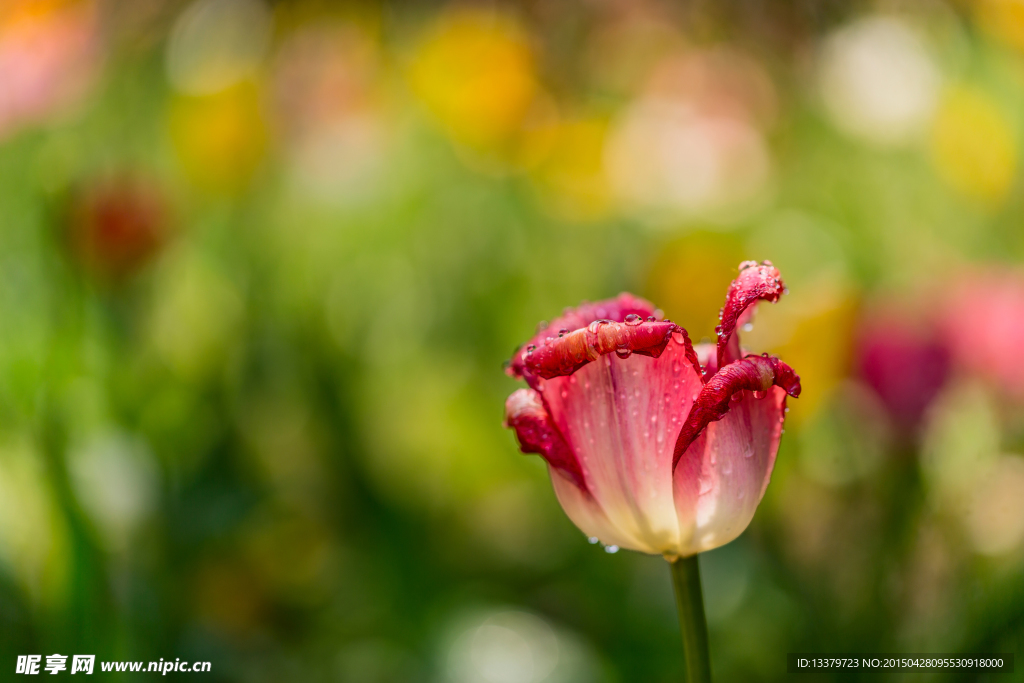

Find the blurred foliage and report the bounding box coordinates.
[1,0,1024,681]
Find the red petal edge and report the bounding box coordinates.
[715,261,785,372]
[507,293,658,380]
[672,355,801,471]
[504,388,589,493]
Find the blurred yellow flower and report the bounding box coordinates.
[976,0,1024,52]
[168,82,268,193]
[646,234,745,340]
[527,115,613,222]
[930,86,1016,205]
[408,9,538,152]
[742,279,857,424]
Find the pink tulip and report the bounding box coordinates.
[943,269,1024,399]
[504,261,801,558]
[856,309,949,433]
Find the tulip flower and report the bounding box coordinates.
[67,175,169,281]
[856,309,949,436]
[503,261,801,682]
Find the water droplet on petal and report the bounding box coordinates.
[588,537,600,544]
[698,478,713,495]
[604,545,619,554]
[752,390,767,399]
[624,313,642,326]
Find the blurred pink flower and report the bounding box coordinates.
[856,309,949,434]
[943,269,1024,398]
[0,3,100,138]
[503,262,801,557]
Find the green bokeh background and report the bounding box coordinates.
[1,1,1023,681]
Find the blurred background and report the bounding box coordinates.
[1,0,1024,680]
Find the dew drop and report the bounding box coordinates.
[588,537,600,544]
[752,390,767,399]
[624,313,643,326]
[742,323,754,332]
[604,545,619,554]
[646,316,657,322]
[615,347,632,359]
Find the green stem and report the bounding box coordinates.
[670,554,712,683]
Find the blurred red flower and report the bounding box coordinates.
[504,262,800,557]
[67,175,169,280]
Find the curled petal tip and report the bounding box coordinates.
[507,293,659,380]
[525,319,677,379]
[716,260,786,370]
[672,354,800,470]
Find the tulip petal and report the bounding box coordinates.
[507,293,659,380]
[540,340,706,554]
[670,355,799,554]
[673,386,789,554]
[716,260,785,371]
[504,388,587,491]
